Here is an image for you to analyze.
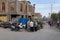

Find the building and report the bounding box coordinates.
[0,0,35,22]
[35,13,42,20]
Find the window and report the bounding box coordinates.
[2,2,5,11]
[10,3,15,11]
[0,3,2,12]
[10,6,14,11]
[20,4,23,12]
[29,5,32,12]
[9,2,15,12]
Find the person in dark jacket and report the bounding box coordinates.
[34,21,38,31]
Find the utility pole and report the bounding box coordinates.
[50,0,53,17]
[51,4,53,15]
[49,0,54,21]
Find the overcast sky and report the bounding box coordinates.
[29,0,60,17]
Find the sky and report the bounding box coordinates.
[29,0,60,17]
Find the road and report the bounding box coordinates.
[0,23,60,40]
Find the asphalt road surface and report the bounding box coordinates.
[0,23,60,40]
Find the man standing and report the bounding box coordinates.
[34,21,38,31]
[30,20,34,32]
